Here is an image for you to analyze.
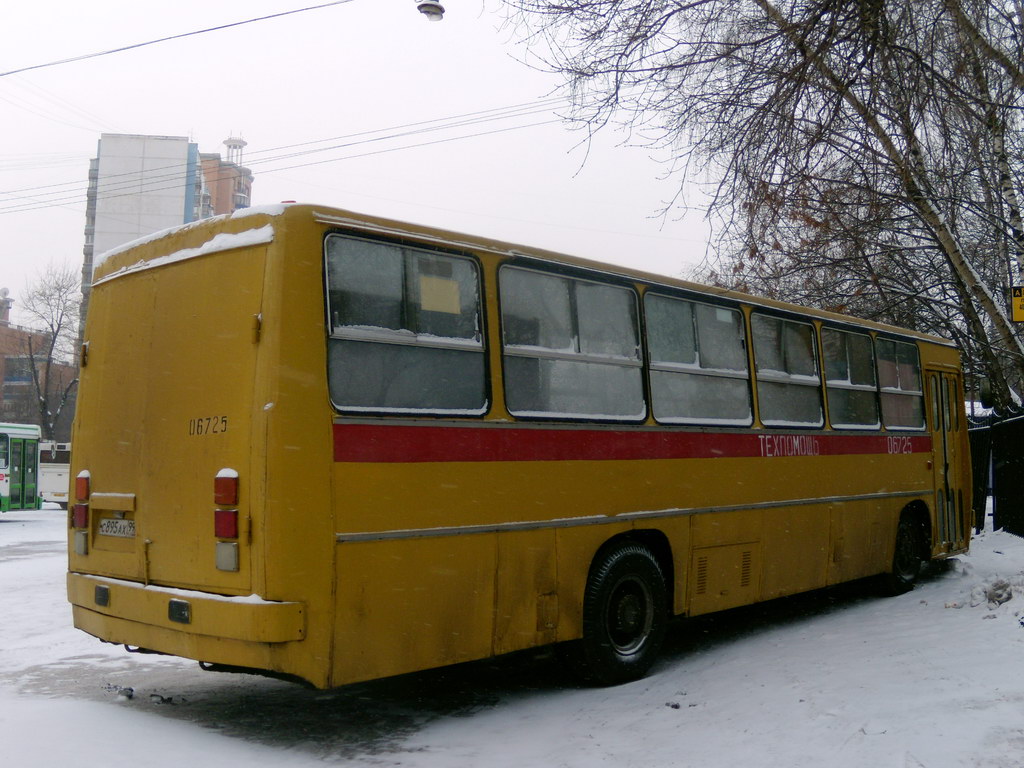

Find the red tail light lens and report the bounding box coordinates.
[214,509,239,539]
[72,504,89,529]
[75,473,91,502]
[214,470,239,507]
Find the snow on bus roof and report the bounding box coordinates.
[91,224,275,287]
[92,203,292,272]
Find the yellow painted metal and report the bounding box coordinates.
[67,573,304,643]
[332,535,497,684]
[71,606,284,679]
[89,493,135,512]
[493,529,559,655]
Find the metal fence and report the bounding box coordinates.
[970,414,1024,538]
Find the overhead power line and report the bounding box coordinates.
[11,118,562,217]
[0,97,572,215]
[0,1,355,78]
[3,74,125,134]
[0,97,569,201]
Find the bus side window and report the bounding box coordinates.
[822,328,880,429]
[329,240,403,330]
[646,294,752,426]
[751,314,823,427]
[325,235,486,415]
[500,267,645,420]
[877,339,925,430]
[0,435,7,470]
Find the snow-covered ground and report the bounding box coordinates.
[3,506,1024,767]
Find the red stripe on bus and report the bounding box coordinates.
[333,423,933,463]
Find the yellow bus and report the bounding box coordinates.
[67,204,971,688]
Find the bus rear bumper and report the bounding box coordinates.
[67,572,306,645]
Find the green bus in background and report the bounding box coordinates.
[0,423,41,512]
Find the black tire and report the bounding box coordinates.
[564,543,668,686]
[881,514,927,595]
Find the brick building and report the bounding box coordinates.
[200,138,253,217]
[0,291,76,441]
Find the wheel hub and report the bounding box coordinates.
[608,576,653,654]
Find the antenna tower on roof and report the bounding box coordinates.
[224,136,247,165]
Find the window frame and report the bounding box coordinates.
[644,291,753,427]
[498,263,646,423]
[750,311,825,429]
[876,335,926,432]
[323,231,489,417]
[820,325,881,430]
[3,356,34,386]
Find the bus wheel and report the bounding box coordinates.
[882,514,926,595]
[567,543,668,685]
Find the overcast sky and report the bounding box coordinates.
[1,0,710,324]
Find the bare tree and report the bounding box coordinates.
[16,263,80,440]
[502,0,1024,408]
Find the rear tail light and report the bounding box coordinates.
[214,509,239,539]
[214,469,239,507]
[214,469,240,572]
[75,471,91,502]
[72,473,90,555]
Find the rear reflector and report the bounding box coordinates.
[72,504,89,529]
[214,471,239,507]
[214,508,239,539]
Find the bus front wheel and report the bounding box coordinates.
[882,513,927,595]
[564,542,668,685]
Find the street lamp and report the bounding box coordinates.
[416,1,445,21]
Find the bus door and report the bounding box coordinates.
[9,439,24,510]
[22,439,38,509]
[928,371,965,552]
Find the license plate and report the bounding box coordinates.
[98,518,136,538]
